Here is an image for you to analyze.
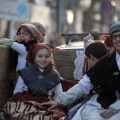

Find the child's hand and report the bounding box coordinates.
[83,34,94,41]
[83,34,94,48]
[40,101,59,110]
[100,109,114,119]
[16,36,25,42]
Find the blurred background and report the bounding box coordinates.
[0,0,120,48]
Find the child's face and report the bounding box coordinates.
[86,54,98,69]
[16,28,32,43]
[34,48,51,69]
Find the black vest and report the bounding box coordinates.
[86,52,120,108]
[18,63,61,96]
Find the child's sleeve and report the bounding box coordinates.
[0,38,14,46]
[11,42,27,56]
[13,75,28,95]
[53,83,63,100]
[55,83,85,106]
[109,100,120,111]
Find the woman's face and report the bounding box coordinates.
[34,48,51,69]
[112,31,120,53]
[16,28,32,43]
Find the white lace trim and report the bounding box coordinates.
[73,51,85,80]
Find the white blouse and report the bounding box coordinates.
[11,42,28,71]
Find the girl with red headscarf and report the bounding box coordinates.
[3,43,66,120]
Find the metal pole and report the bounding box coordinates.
[56,0,65,34]
[62,33,109,36]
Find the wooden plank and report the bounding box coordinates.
[0,45,11,62]
[52,50,77,79]
[0,89,9,111]
[0,63,10,80]
[0,45,11,111]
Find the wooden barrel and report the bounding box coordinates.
[0,45,11,111]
